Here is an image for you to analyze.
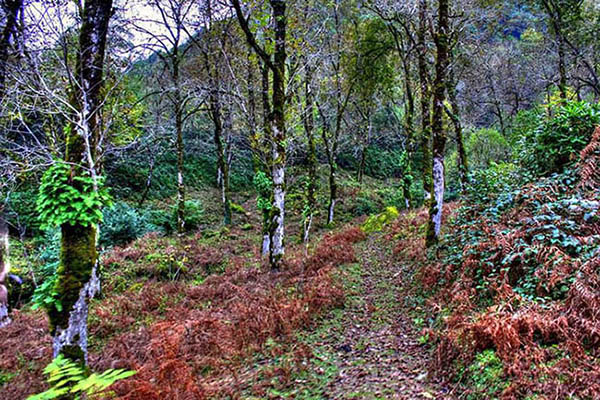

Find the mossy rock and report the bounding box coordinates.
[361,206,399,233]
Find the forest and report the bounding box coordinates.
[0,0,599,398]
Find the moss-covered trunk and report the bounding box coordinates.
[260,62,272,257]
[446,68,468,193]
[418,0,433,204]
[50,0,112,367]
[268,0,287,270]
[426,0,450,247]
[303,65,317,247]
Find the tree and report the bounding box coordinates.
[48,0,113,365]
[0,0,23,327]
[231,0,287,269]
[426,0,450,247]
[418,0,433,203]
[132,0,199,235]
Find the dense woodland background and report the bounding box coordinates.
[0,0,600,399]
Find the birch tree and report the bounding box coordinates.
[231,0,287,270]
[426,0,450,246]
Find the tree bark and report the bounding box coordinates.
[268,0,287,270]
[0,215,10,327]
[446,68,468,193]
[357,114,372,184]
[0,0,23,328]
[174,57,185,235]
[426,0,449,247]
[51,0,112,366]
[0,0,21,99]
[303,64,317,248]
[418,0,433,204]
[232,0,287,269]
[260,62,272,257]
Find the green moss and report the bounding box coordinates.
[48,224,97,340]
[361,206,399,234]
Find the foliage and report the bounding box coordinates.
[31,229,61,312]
[465,350,508,399]
[100,202,159,247]
[466,128,512,170]
[404,127,600,398]
[253,171,273,211]
[517,100,600,175]
[361,206,399,234]
[36,162,112,229]
[177,200,204,232]
[466,162,523,204]
[27,355,136,400]
[6,186,43,236]
[364,148,410,180]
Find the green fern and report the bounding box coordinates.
[27,355,136,400]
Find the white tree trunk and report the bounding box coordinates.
[0,216,11,328]
[271,133,285,264]
[52,263,100,363]
[432,155,445,237]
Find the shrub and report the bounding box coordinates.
[364,148,410,180]
[6,186,42,236]
[100,202,158,247]
[353,193,380,216]
[31,229,61,312]
[177,200,204,232]
[517,101,600,175]
[466,162,522,204]
[466,128,513,171]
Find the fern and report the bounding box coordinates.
[27,355,136,400]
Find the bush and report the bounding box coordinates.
[364,148,410,180]
[517,101,600,175]
[6,186,42,237]
[31,229,61,312]
[353,192,380,216]
[177,200,204,232]
[100,202,158,247]
[467,128,513,171]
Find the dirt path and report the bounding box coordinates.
[299,234,452,400]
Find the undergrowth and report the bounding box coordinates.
[390,128,600,399]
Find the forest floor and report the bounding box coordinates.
[245,229,454,399]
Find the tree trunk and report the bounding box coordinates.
[231,0,287,269]
[357,114,372,184]
[0,214,10,327]
[557,30,567,100]
[50,0,112,366]
[426,0,449,247]
[175,96,185,235]
[0,0,21,99]
[327,161,337,225]
[210,92,232,225]
[446,69,468,193]
[260,62,272,257]
[303,65,317,248]
[418,0,433,204]
[268,0,287,270]
[247,52,261,175]
[0,0,23,328]
[138,155,155,208]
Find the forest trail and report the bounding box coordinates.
[296,233,452,399]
